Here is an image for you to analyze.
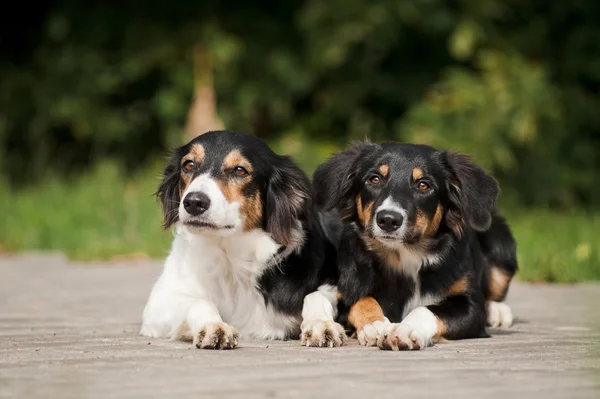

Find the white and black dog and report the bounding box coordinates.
[140,130,346,349]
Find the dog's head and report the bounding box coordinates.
[158,130,311,247]
[313,141,499,249]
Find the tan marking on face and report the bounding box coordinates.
[446,274,469,297]
[412,168,424,181]
[337,292,343,301]
[378,164,389,177]
[240,191,263,231]
[424,203,444,238]
[189,143,205,163]
[356,195,375,228]
[179,144,206,197]
[348,297,386,333]
[415,210,429,234]
[486,265,512,301]
[216,150,261,231]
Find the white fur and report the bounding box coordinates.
[178,174,243,234]
[372,196,441,280]
[402,290,442,319]
[382,306,439,349]
[358,318,390,346]
[300,285,346,347]
[140,223,300,341]
[373,197,409,238]
[486,301,513,328]
[301,285,338,321]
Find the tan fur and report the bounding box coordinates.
[434,316,447,341]
[189,143,206,163]
[446,275,469,297]
[487,265,512,301]
[415,203,444,238]
[378,164,389,177]
[179,144,206,197]
[356,195,375,229]
[364,237,403,273]
[216,150,261,231]
[412,168,424,181]
[424,203,444,237]
[348,297,386,332]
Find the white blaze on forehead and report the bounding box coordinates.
[179,173,242,232]
[375,197,408,218]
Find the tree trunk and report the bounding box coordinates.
[185,44,224,142]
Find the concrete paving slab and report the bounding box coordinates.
[1,253,599,398]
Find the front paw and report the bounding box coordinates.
[300,320,347,348]
[194,322,239,350]
[486,301,513,328]
[377,324,426,351]
[357,319,390,346]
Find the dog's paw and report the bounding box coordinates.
[194,323,239,350]
[357,319,390,346]
[377,323,426,351]
[300,320,347,348]
[486,301,513,328]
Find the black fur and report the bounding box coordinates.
[314,141,518,342]
[157,130,338,331]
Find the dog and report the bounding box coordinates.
[313,141,518,350]
[140,130,346,349]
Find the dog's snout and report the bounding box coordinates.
[183,192,211,216]
[376,210,403,233]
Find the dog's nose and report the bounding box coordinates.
[376,210,403,233]
[183,192,211,216]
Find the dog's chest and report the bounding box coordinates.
[380,246,443,319]
[184,231,298,339]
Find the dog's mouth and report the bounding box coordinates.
[184,220,235,230]
[374,231,422,245]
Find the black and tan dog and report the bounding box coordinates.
[313,141,518,350]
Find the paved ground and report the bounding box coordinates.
[0,253,599,399]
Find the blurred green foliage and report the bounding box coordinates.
[1,1,599,280]
[2,0,599,207]
[1,163,598,282]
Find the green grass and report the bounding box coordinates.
[0,161,171,261]
[0,160,598,282]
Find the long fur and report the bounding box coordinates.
[140,130,345,349]
[313,141,518,350]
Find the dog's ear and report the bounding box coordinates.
[440,151,499,233]
[313,141,377,214]
[266,156,311,247]
[156,152,182,230]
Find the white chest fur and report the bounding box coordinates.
[141,225,300,340]
[389,244,443,319]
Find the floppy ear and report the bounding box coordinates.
[156,153,182,230]
[313,141,377,215]
[440,151,500,233]
[266,156,312,247]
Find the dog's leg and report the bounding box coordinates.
[186,300,239,350]
[378,294,486,351]
[348,297,390,346]
[300,284,347,347]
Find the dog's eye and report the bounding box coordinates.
[233,166,248,177]
[182,160,195,172]
[368,175,381,185]
[418,181,431,191]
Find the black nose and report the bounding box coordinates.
[183,192,211,216]
[376,210,403,233]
